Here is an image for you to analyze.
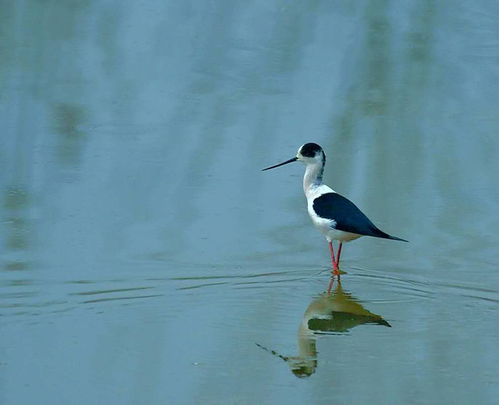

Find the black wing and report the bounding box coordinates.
[312,192,407,241]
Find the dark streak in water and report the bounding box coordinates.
[71,286,153,296]
[82,294,163,304]
[177,282,229,291]
[168,270,300,281]
[177,276,310,291]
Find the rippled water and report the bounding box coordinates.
[1,1,499,404]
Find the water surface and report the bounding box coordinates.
[1,1,499,404]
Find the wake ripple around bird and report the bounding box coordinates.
[1,262,497,324]
[347,265,499,305]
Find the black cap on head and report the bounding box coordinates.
[299,143,323,158]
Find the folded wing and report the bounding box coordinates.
[312,192,407,241]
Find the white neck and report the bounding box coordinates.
[303,162,324,196]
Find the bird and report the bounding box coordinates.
[262,142,407,277]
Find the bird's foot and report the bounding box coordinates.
[331,267,346,277]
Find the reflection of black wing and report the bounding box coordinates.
[312,193,407,241]
[308,312,391,333]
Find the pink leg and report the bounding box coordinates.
[336,242,343,267]
[328,241,340,277]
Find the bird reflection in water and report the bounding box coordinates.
[257,278,391,378]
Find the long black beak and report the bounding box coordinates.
[262,157,298,171]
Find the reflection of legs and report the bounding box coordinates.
[327,276,334,294]
[327,277,343,294]
[328,241,340,277]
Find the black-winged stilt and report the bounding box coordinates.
[262,142,407,277]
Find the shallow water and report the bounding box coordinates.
[1,1,499,404]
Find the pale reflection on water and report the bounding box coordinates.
[1,0,499,404]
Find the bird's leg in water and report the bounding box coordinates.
[336,242,343,267]
[328,241,340,277]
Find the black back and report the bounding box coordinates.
[313,192,407,241]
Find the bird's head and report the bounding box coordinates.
[297,143,325,165]
[262,142,325,171]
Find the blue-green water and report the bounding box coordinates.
[1,1,499,404]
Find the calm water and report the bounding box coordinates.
[1,1,499,404]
